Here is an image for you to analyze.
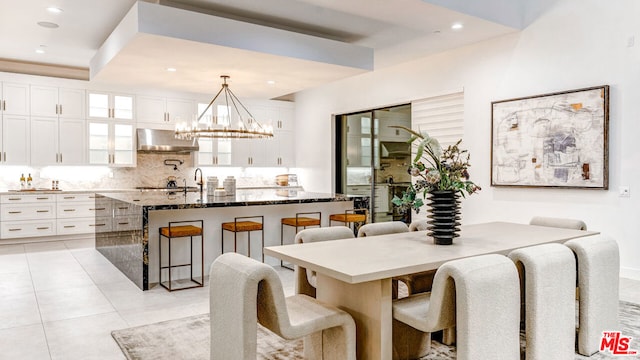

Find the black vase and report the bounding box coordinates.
[426,190,461,245]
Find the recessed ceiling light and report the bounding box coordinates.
[37,21,59,29]
[46,7,63,14]
[266,80,276,85]
[166,67,177,72]
[451,23,464,30]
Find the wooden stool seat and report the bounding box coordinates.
[160,225,203,238]
[281,217,321,227]
[222,216,265,262]
[222,221,263,232]
[329,213,366,223]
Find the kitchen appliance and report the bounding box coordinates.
[137,128,199,153]
[380,142,411,158]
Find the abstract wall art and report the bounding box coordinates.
[491,85,609,189]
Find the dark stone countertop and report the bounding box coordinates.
[98,189,364,210]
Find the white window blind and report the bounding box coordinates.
[411,91,464,148]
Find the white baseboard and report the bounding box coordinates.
[620,267,640,281]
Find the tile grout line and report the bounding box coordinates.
[24,242,54,360]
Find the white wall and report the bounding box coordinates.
[293,0,640,279]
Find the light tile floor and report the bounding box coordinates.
[0,238,637,359]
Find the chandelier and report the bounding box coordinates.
[175,75,274,139]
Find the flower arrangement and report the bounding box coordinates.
[391,126,481,213]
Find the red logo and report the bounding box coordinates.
[600,331,638,356]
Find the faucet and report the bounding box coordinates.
[194,168,203,193]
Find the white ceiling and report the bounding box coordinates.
[0,0,523,99]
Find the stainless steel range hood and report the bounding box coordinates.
[381,141,410,158]
[136,129,199,153]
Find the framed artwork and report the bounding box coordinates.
[491,85,609,189]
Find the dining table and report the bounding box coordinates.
[263,221,599,360]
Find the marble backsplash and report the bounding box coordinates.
[0,153,294,191]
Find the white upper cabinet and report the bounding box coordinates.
[136,95,194,129]
[87,121,135,167]
[31,86,85,119]
[88,92,134,121]
[1,115,30,165]
[0,83,30,164]
[30,117,86,166]
[1,82,29,115]
[378,111,411,142]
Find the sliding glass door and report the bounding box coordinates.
[335,104,412,224]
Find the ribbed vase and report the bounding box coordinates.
[426,190,461,245]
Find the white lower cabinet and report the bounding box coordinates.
[0,193,110,240]
[55,193,111,235]
[1,219,57,238]
[1,194,57,238]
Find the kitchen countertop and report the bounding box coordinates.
[99,189,364,210]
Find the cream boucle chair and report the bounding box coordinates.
[392,254,521,360]
[357,221,410,237]
[408,219,429,232]
[529,216,587,230]
[565,235,620,356]
[210,252,356,360]
[357,221,435,298]
[509,243,576,360]
[293,226,354,298]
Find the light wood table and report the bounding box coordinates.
[264,221,598,360]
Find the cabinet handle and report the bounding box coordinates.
[59,153,62,163]
[8,197,21,201]
[9,228,21,231]
[90,207,106,211]
[56,153,59,163]
[118,206,128,210]
[3,152,6,162]
[59,104,63,115]
[37,197,49,200]
[37,210,50,213]
[64,196,76,199]
[37,227,50,230]
[8,211,22,214]
[90,223,107,227]
[64,209,76,212]
[2,100,5,111]
[64,225,76,228]
[118,222,129,225]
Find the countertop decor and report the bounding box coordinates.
[391,126,480,244]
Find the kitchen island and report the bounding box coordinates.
[95,189,368,290]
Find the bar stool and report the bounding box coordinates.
[329,209,368,233]
[158,220,204,291]
[280,212,321,269]
[222,216,264,262]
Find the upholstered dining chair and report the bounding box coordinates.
[392,254,521,360]
[509,243,576,360]
[408,219,429,232]
[357,221,436,298]
[565,235,619,356]
[529,216,587,230]
[293,226,355,298]
[209,252,356,360]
